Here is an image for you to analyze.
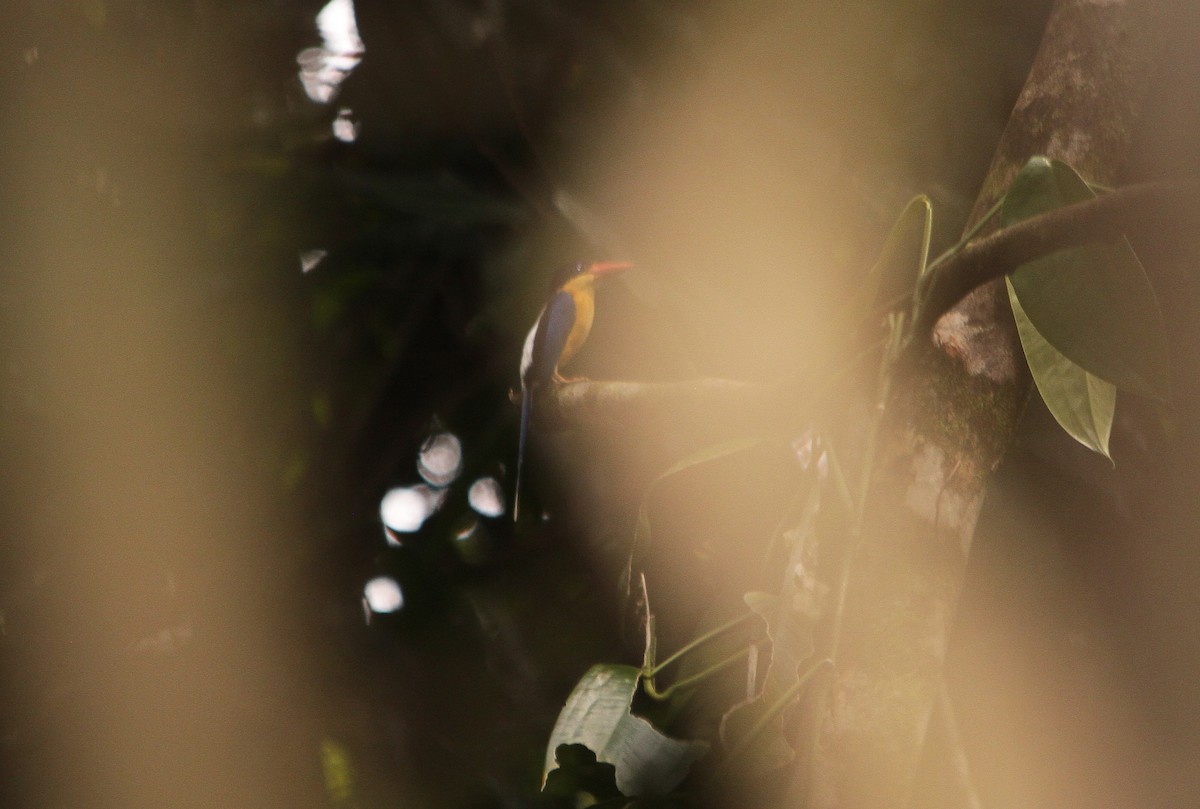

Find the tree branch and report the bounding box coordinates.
[530,181,1200,434]
[532,377,775,439]
[916,180,1200,339]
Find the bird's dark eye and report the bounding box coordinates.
[548,262,585,291]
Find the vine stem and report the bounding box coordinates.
[801,312,908,805]
[641,611,758,703]
[712,658,834,781]
[644,647,753,701]
[911,196,1004,325]
[925,197,1004,275]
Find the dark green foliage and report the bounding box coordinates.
[542,744,625,804]
[1004,157,1171,401]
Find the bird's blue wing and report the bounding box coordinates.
[514,384,533,521]
[528,290,576,385]
[515,290,574,520]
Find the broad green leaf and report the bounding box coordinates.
[1002,157,1170,400]
[874,195,932,287]
[844,195,933,326]
[543,664,708,797]
[1001,156,1060,221]
[1009,279,1115,458]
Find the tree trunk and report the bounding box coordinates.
[802,2,1166,807]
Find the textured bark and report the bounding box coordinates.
[803,3,1167,808]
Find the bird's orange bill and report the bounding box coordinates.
[586,261,634,276]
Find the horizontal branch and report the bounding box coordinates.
[531,182,1199,430]
[915,180,1200,338]
[536,377,771,432]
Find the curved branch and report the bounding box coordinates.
[915,180,1200,338]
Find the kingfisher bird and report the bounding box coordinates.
[514,260,633,521]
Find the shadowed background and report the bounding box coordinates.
[1,1,1199,808]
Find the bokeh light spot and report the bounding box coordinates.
[300,249,328,273]
[363,576,403,614]
[379,485,443,532]
[298,0,364,103]
[332,108,360,142]
[468,476,505,517]
[418,432,462,487]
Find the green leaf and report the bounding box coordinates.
[1009,279,1115,459]
[846,195,933,324]
[1000,156,1059,222]
[1002,157,1171,400]
[544,664,708,797]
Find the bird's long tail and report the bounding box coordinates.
[513,385,532,521]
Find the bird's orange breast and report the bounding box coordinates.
[556,275,596,369]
